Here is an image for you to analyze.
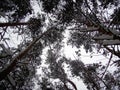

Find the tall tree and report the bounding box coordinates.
[0,0,120,90]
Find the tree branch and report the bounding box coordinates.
[0,22,30,27]
[101,54,113,79]
[66,79,77,90]
[0,30,49,81]
[104,45,120,58]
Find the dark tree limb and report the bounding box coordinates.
[104,45,120,58]
[64,79,77,90]
[67,79,77,90]
[0,22,30,27]
[0,30,49,81]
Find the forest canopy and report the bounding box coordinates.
[0,0,120,90]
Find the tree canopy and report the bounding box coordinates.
[0,0,120,90]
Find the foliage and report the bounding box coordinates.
[41,26,64,46]
[0,0,32,21]
[0,0,120,90]
[41,0,60,13]
[68,31,94,52]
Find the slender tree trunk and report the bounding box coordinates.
[0,30,49,81]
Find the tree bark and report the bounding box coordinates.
[0,30,49,81]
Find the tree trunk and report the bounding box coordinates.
[0,30,49,81]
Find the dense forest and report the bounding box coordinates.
[0,0,120,90]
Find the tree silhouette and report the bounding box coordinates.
[0,0,120,90]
